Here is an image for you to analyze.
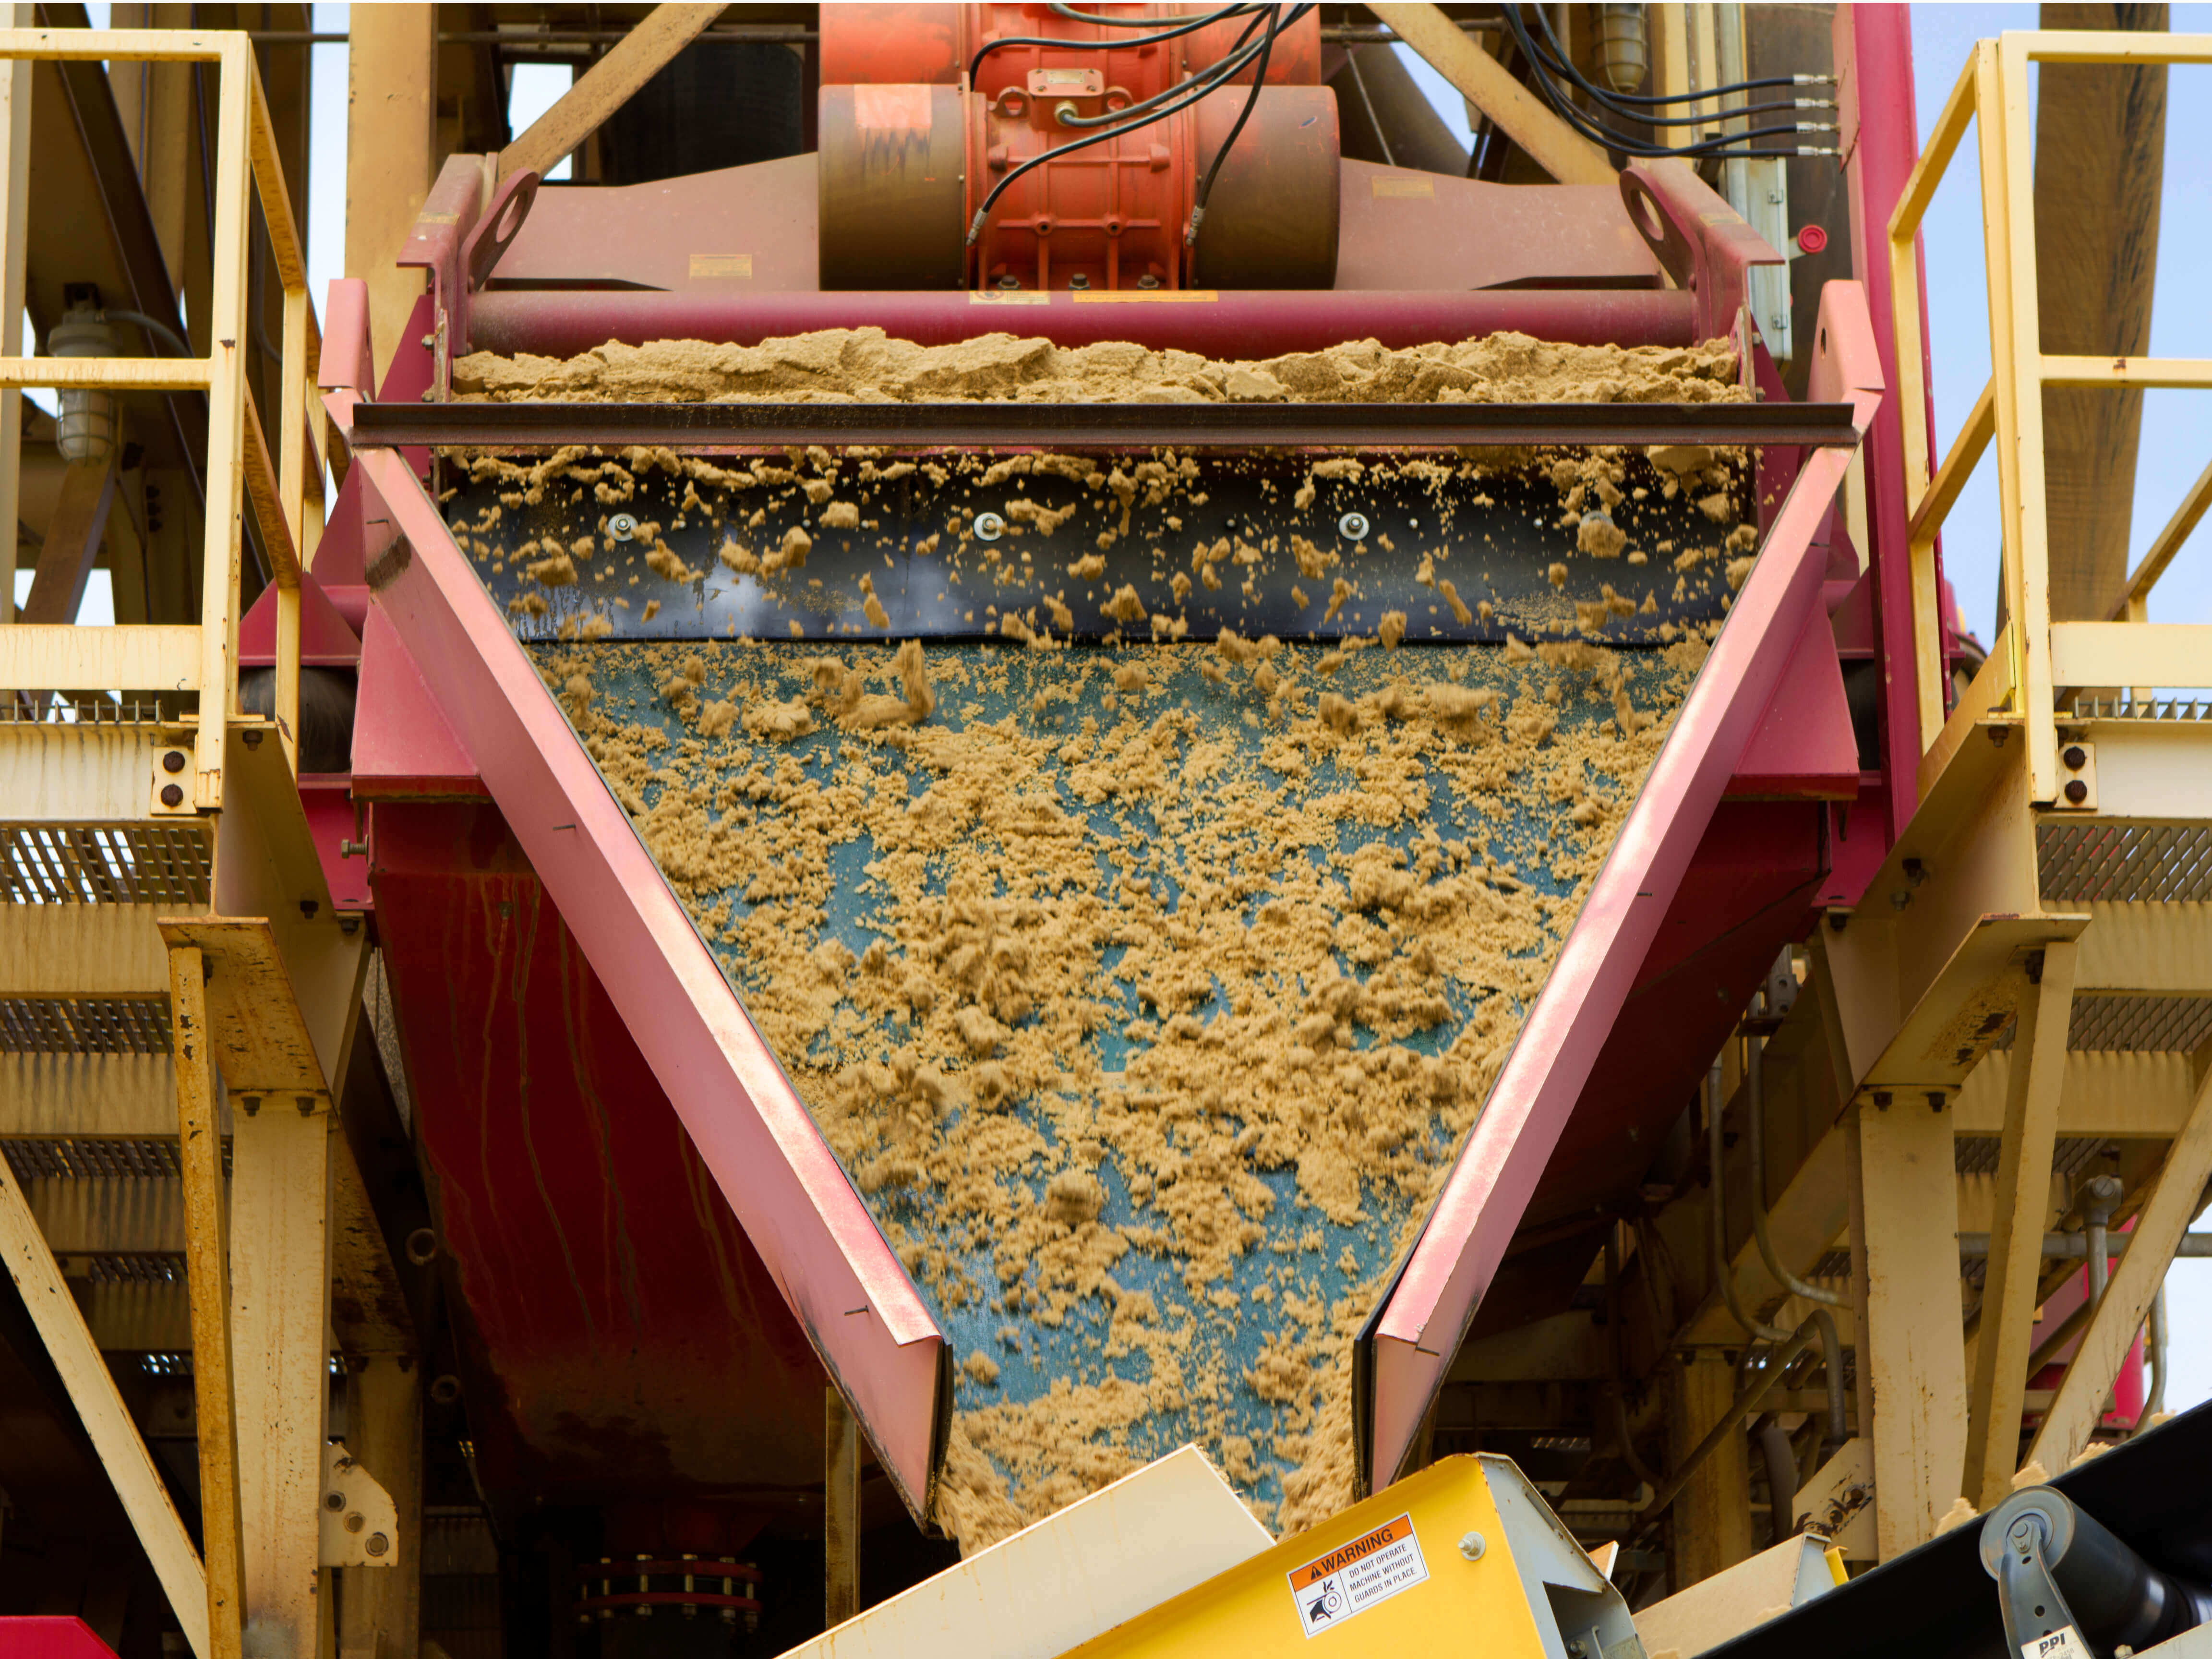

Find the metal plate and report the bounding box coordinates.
[449,447,1749,648]
[360,397,1856,450]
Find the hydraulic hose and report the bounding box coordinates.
[1709,1061,1790,1344]
[1747,1033,1847,1309]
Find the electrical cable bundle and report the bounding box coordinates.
[1496,3,1839,161]
[964,3,1308,250]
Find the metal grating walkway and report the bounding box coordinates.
[2040,820,2212,904]
[2,823,212,906]
[2068,993,2212,1054]
[0,1138,227,1181]
[0,998,173,1053]
[1955,1134,2113,1178]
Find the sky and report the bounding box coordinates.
[33,4,2207,1426]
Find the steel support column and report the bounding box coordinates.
[230,1101,335,1659]
[1961,941,2079,1508]
[1857,1094,1967,1556]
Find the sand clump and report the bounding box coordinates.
[538,625,1710,1554]
[455,326,1746,408]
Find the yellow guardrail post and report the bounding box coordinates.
[1886,31,2212,800]
[0,29,327,786]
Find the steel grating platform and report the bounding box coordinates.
[0,998,174,1054]
[0,1139,224,1181]
[1,823,213,907]
[2067,992,2212,1053]
[2039,820,2212,904]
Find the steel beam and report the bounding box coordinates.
[2028,1056,2212,1474]
[170,944,246,1659]
[345,396,1863,453]
[1961,941,2078,1510]
[1670,1352,1755,1584]
[1855,1095,1967,1557]
[1954,1050,2208,1138]
[825,1386,860,1629]
[229,1101,333,1659]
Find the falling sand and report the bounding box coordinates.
[457,329,1752,1553]
[537,626,1708,1552]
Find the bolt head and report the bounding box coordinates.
[161,749,185,773]
[2063,744,2087,769]
[607,513,637,542]
[1338,511,1370,541]
[2064,779,2088,805]
[159,782,184,807]
[974,511,1005,542]
[1458,1530,1486,1561]
[325,1491,345,1511]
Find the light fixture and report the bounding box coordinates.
[49,303,117,466]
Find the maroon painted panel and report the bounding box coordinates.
[1335,165,1663,292]
[1731,607,1863,799]
[373,802,831,1498]
[350,607,484,802]
[0,1620,120,1659]
[237,569,363,669]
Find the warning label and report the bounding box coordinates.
[1285,1514,1430,1639]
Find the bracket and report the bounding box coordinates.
[319,1441,398,1568]
[2053,739,2096,812]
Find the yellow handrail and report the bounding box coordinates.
[0,29,330,795]
[1886,30,2212,804]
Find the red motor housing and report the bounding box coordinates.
[817,3,1338,292]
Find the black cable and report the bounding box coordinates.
[1579,95,1828,130]
[1050,1,1260,25]
[106,310,192,358]
[1598,75,1834,107]
[1513,4,1833,152]
[966,9,1306,244]
[969,0,1247,84]
[967,48,1250,241]
[1187,2,1281,241]
[1059,4,1270,128]
[1497,5,1829,160]
[1509,2,1828,110]
[1502,4,1727,153]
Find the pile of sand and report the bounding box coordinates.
[454,326,1747,407]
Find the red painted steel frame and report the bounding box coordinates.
[353,445,950,1520]
[367,798,836,1498]
[465,287,1700,358]
[1358,283,1886,1488]
[1838,1,1935,843]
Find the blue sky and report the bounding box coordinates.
[36,3,2206,1429]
